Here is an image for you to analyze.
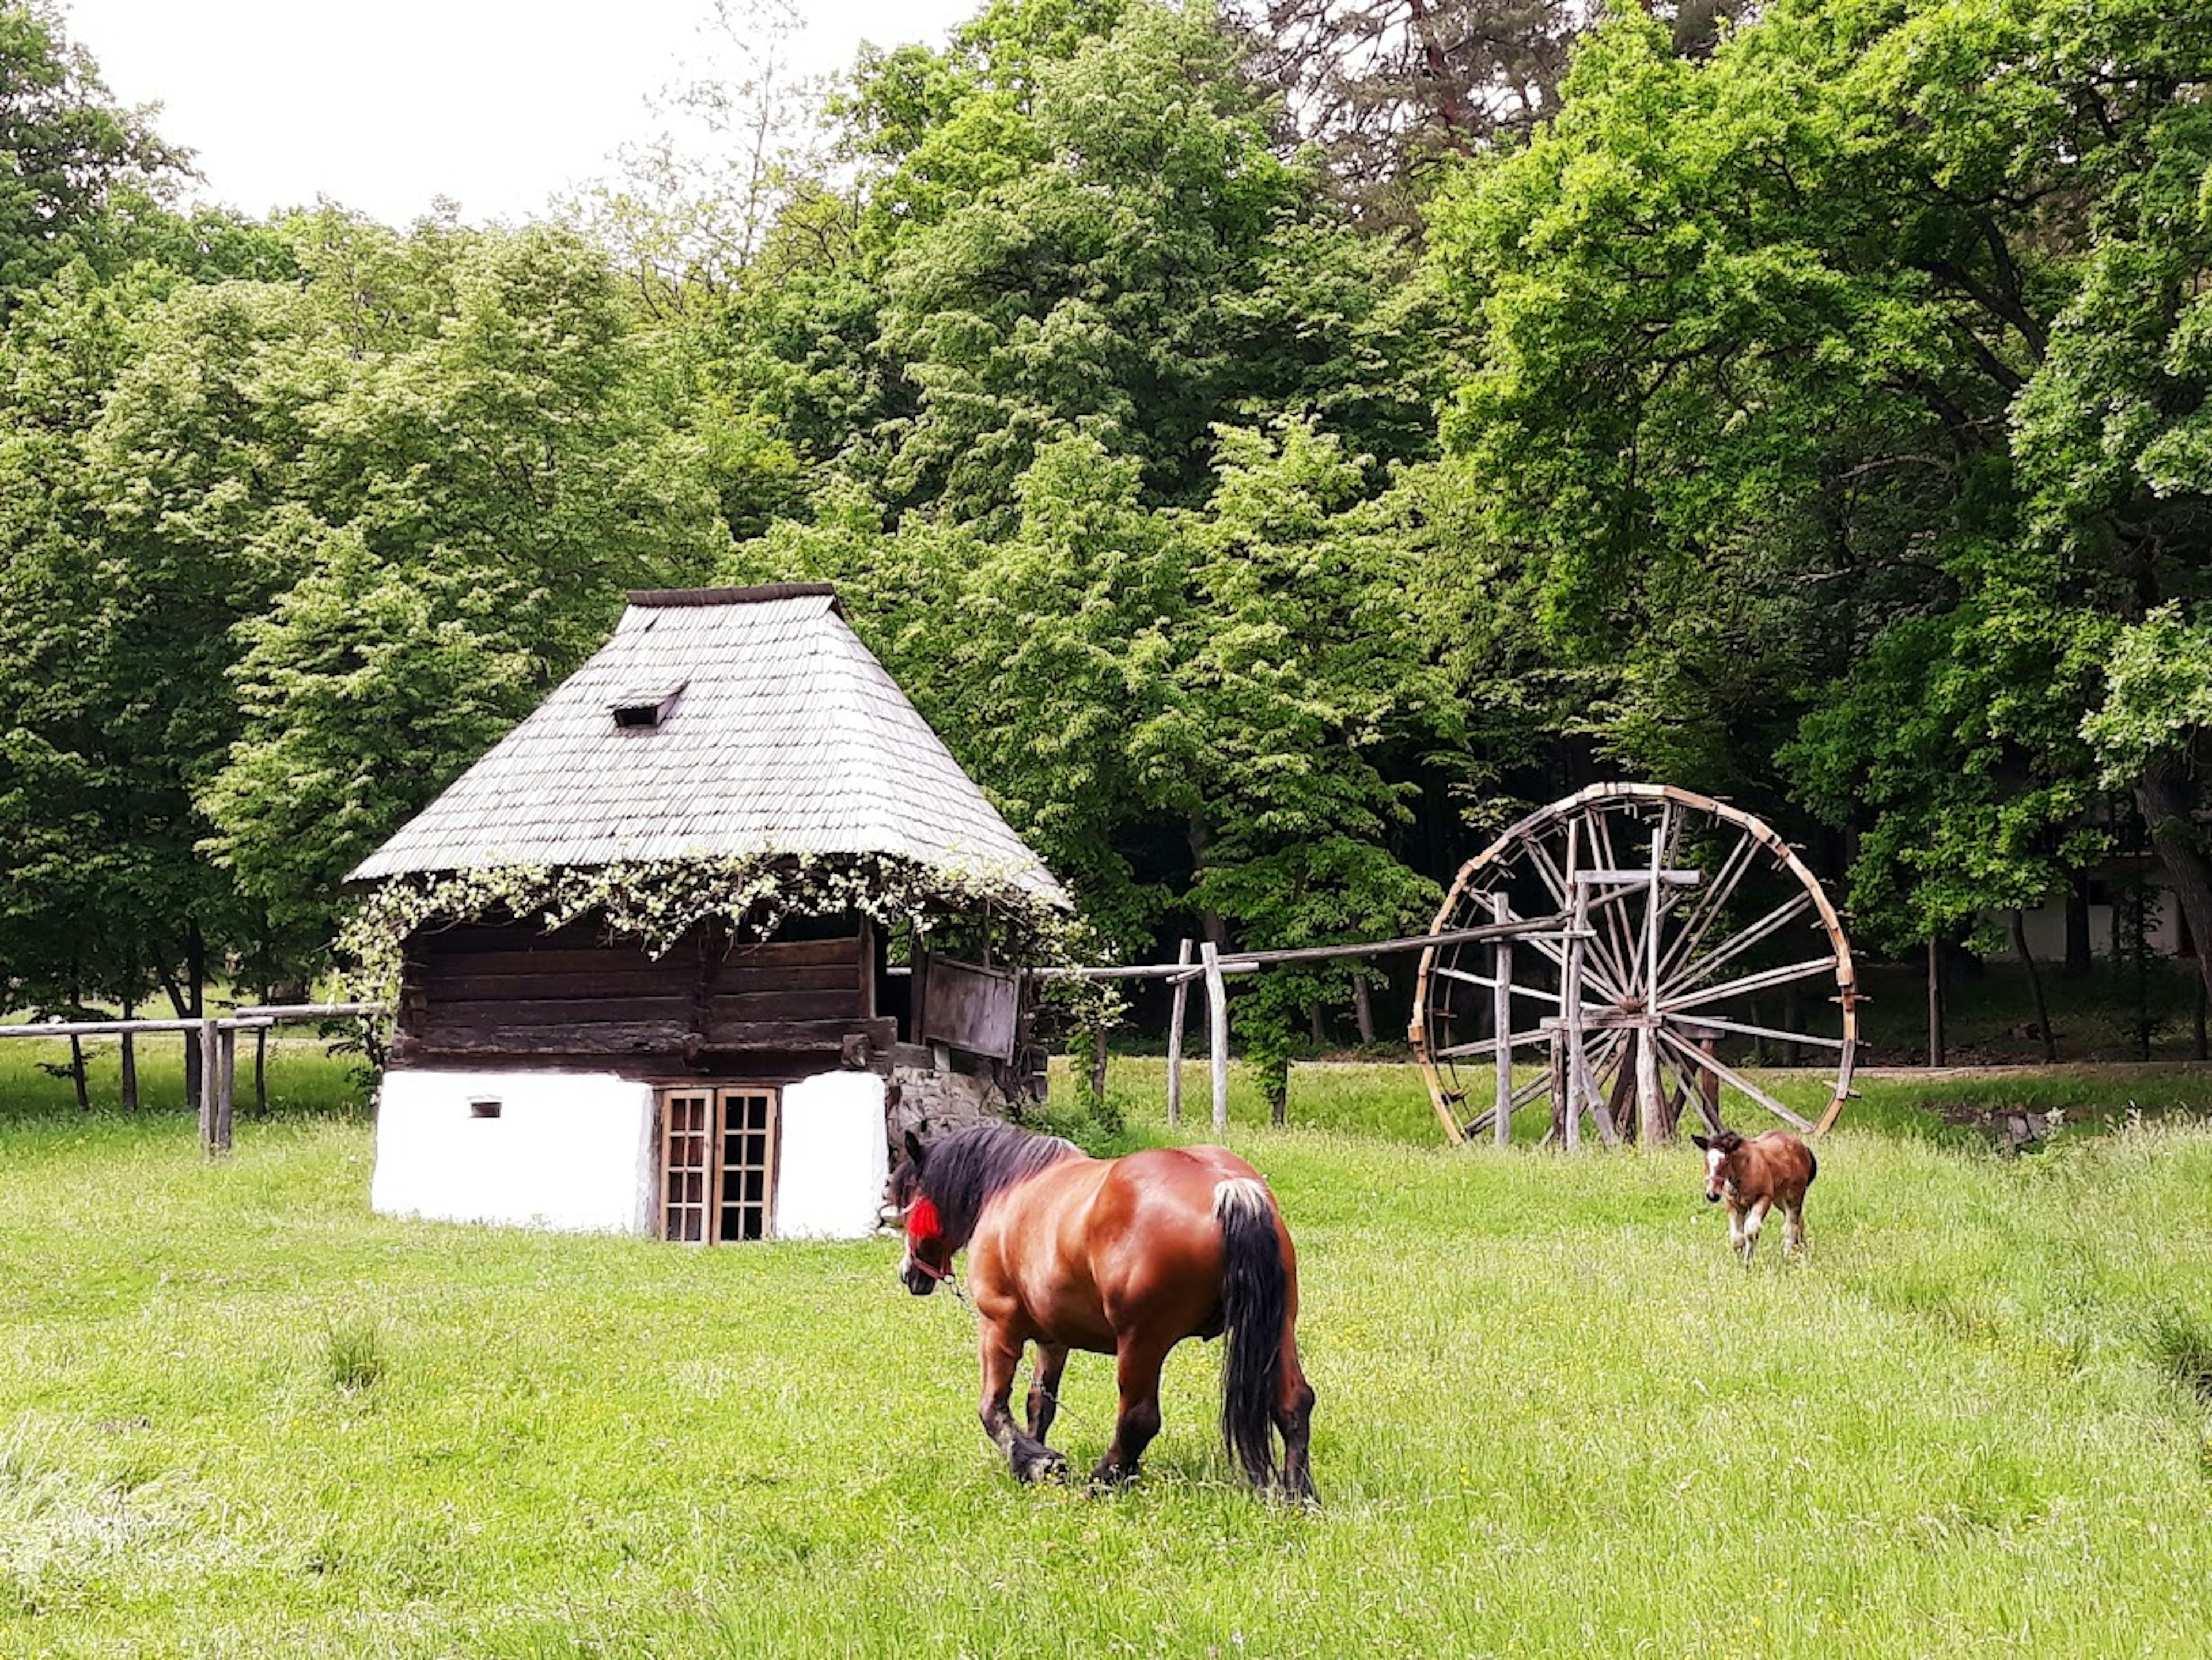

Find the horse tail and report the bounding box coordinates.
[1214,1177,1286,1489]
[1807,1148,1819,1186]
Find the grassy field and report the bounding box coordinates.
[3,1043,2212,1657]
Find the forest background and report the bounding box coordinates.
[3,0,2209,1086]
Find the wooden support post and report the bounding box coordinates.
[1637,1026,1666,1148]
[214,1024,236,1154]
[1202,940,1229,1136]
[1698,1036,1724,1132]
[1491,894,1513,1151]
[1560,887,1589,1152]
[254,1026,268,1118]
[1547,1029,1567,1148]
[1165,939,1193,1128]
[198,1017,221,1153]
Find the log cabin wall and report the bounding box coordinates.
[392,917,896,1081]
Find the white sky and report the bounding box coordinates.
[58,0,979,227]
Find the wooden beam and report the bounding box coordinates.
[1203,940,1229,1135]
[1165,938,1193,1128]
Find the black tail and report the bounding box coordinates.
[1215,1178,1286,1488]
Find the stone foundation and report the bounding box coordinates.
[887,1063,1012,1148]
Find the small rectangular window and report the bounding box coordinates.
[469,1097,502,1120]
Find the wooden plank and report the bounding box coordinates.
[1203,941,1229,1135]
[916,955,1018,1061]
[697,1015,897,1054]
[1165,939,1193,1128]
[703,989,869,1023]
[418,1020,695,1056]
[1491,895,1513,1151]
[428,997,699,1028]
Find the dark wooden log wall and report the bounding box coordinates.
[392,919,895,1080]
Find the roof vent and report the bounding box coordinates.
[611,682,685,730]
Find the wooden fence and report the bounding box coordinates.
[1032,912,1578,1131]
[0,1003,382,1154]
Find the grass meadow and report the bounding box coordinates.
[3,1039,2211,1656]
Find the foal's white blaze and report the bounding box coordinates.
[1705,1148,1726,1182]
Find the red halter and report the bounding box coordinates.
[904,1197,953,1282]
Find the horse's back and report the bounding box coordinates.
[972,1144,1289,1351]
[1748,1131,1816,1200]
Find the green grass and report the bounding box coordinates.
[3,1049,2212,1655]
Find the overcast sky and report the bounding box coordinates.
[59,0,978,227]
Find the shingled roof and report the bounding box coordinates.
[347,584,1070,909]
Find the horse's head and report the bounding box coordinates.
[1690,1129,1745,1203]
[888,1128,950,1296]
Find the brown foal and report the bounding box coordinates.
[1691,1128,1817,1265]
[888,1124,1317,1503]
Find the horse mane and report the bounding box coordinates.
[919,1122,1083,1245]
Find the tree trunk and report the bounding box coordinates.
[181,925,207,1111]
[2012,910,2056,1064]
[1088,1027,1109,1102]
[69,1034,89,1111]
[1351,976,1376,1044]
[2062,870,2093,977]
[1307,1002,1326,1046]
[254,1027,268,1119]
[2138,759,2212,1012]
[1781,981,1804,1067]
[1926,937,1945,1068]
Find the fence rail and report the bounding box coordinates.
[0,1003,386,1154]
[1030,910,1579,1129]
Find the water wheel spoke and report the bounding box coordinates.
[1661,890,1816,1001]
[1655,829,1760,988]
[1585,807,1652,1000]
[1525,832,1634,1003]
[1673,1012,1846,1050]
[1434,1028,1551,1061]
[1659,955,1838,1016]
[1655,1025,1813,1132]
[1433,963,1562,1005]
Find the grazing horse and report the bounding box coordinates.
[888,1123,1317,1503]
[1691,1128,1817,1265]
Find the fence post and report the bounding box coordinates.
[1491,894,1513,1150]
[1165,938,1193,1128]
[214,1023,237,1154]
[1202,940,1229,1135]
[198,1017,221,1154]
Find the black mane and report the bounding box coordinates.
[917,1122,1083,1245]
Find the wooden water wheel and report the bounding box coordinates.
[1411,784,1857,1148]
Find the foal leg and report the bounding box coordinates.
[1274,1333,1319,1507]
[1740,1197,1771,1267]
[1092,1338,1169,1488]
[979,1322,1067,1484]
[1783,1200,1808,1259]
[1726,1203,1747,1262]
[1027,1342,1070,1442]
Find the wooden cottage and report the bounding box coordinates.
[347,583,1069,1243]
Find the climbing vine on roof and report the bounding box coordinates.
[338,852,1081,1009]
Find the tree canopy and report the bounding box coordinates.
[3,0,2209,1054]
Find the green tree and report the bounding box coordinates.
[0,1,184,304]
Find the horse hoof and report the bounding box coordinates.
[1088,1462,1138,1491]
[1017,1449,1069,1485]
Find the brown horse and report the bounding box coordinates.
[888,1123,1317,1503]
[1691,1128,1817,1265]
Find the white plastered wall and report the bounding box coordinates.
[371,1069,657,1235]
[774,1071,889,1241]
